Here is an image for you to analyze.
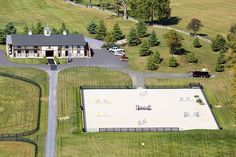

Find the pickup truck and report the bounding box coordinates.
[108,47,124,53]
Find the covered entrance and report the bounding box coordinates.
[46,51,54,57]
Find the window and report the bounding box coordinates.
[65,46,68,48]
[34,50,37,53]
[18,46,21,49]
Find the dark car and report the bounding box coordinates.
[67,58,72,63]
[189,71,211,78]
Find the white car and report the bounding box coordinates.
[114,51,126,56]
[108,47,124,53]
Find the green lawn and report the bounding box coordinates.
[78,0,236,39]
[171,0,236,39]
[0,142,35,157]
[0,76,39,134]
[125,28,218,72]
[56,67,236,157]
[0,67,48,157]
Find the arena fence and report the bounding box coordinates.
[80,83,221,132]
[99,127,179,132]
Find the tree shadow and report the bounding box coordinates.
[147,16,182,26]
[174,48,190,55]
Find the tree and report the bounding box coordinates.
[129,0,171,22]
[96,20,107,40]
[104,32,113,44]
[147,56,158,70]
[52,27,59,34]
[227,23,236,41]
[211,35,227,52]
[215,63,224,72]
[146,51,161,70]
[59,23,69,34]
[187,18,203,35]
[217,52,226,64]
[4,22,17,35]
[136,21,147,38]
[148,30,159,47]
[111,23,125,41]
[35,22,44,34]
[87,21,97,34]
[193,37,201,48]
[128,28,141,46]
[139,40,152,56]
[0,22,17,44]
[152,51,162,64]
[23,25,29,34]
[187,52,198,63]
[0,29,5,44]
[164,30,184,54]
[169,56,178,67]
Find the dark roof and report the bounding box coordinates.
[9,34,86,46]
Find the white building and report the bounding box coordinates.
[6,27,91,58]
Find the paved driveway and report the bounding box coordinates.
[85,37,104,49]
[58,49,128,70]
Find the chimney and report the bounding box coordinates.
[63,30,67,35]
[44,26,51,36]
[28,30,32,35]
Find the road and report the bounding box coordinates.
[45,70,58,157]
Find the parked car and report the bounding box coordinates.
[108,47,124,53]
[114,51,126,56]
[188,71,211,78]
[67,58,72,63]
[120,54,128,62]
[106,43,119,50]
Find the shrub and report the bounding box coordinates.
[211,35,227,52]
[193,38,201,48]
[215,63,224,72]
[87,21,97,34]
[217,52,226,64]
[169,56,178,67]
[187,52,198,63]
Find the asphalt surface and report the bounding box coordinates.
[45,71,58,157]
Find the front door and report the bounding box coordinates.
[46,51,54,57]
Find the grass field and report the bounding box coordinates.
[0,142,35,157]
[56,67,236,157]
[0,67,48,157]
[78,0,236,39]
[0,76,39,134]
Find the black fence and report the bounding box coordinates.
[0,72,42,137]
[80,85,132,90]
[0,72,42,157]
[99,127,179,132]
[145,83,203,89]
[0,137,38,157]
